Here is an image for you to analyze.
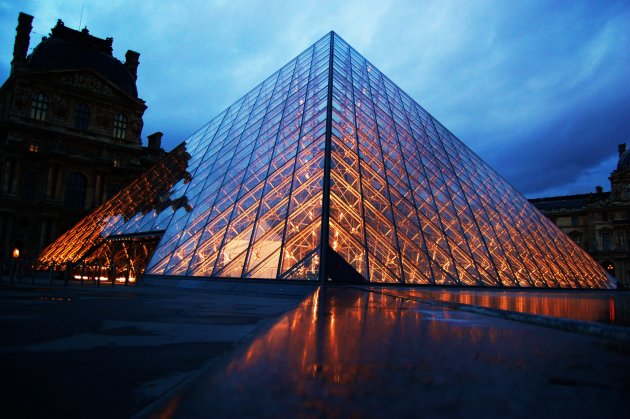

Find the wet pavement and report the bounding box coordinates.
[1,279,629,418]
[143,286,630,418]
[0,279,315,418]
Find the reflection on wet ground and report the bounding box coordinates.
[383,288,630,326]
[152,286,630,418]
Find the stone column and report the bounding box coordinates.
[45,166,54,199]
[39,219,48,253]
[49,219,57,243]
[2,161,11,193]
[3,213,13,252]
[10,162,20,195]
[95,174,102,206]
[101,174,108,202]
[55,169,63,201]
[85,175,95,209]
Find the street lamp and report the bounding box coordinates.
[10,247,20,283]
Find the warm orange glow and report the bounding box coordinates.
[72,275,136,283]
[36,145,191,269]
[239,287,624,387]
[12,248,19,259]
[34,33,613,288]
[398,289,621,323]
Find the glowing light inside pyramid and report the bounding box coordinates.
[37,33,614,288]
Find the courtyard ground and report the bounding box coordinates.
[0,277,628,418]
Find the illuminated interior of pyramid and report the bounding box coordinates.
[37,32,614,288]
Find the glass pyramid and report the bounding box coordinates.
[37,32,614,288]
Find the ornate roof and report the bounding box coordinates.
[618,149,630,171]
[26,20,138,98]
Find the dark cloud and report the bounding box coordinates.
[381,0,630,196]
[486,90,630,194]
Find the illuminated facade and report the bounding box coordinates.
[0,13,165,261]
[37,32,614,288]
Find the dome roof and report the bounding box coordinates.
[26,22,138,98]
[618,149,630,171]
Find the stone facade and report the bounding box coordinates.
[530,144,630,287]
[0,13,165,262]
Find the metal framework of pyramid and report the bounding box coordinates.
[37,32,614,288]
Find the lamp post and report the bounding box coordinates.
[10,248,19,283]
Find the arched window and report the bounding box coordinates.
[113,113,127,139]
[30,92,48,121]
[64,172,87,209]
[74,103,90,130]
[22,170,38,201]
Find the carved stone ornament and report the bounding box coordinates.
[51,94,69,119]
[132,118,143,136]
[7,132,24,144]
[97,110,112,129]
[57,73,114,96]
[13,83,31,111]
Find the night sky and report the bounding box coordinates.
[1,0,628,198]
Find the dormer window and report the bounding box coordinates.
[27,143,39,153]
[113,113,127,139]
[30,92,48,121]
[74,103,90,130]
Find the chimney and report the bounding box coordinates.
[124,50,140,80]
[619,143,626,156]
[596,186,603,194]
[147,132,162,152]
[11,12,33,73]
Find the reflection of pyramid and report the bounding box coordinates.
[38,32,613,288]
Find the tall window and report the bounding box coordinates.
[64,172,87,209]
[113,113,127,139]
[601,230,612,251]
[22,170,38,201]
[30,92,48,121]
[74,103,90,130]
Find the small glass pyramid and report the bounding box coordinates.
[37,32,614,288]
